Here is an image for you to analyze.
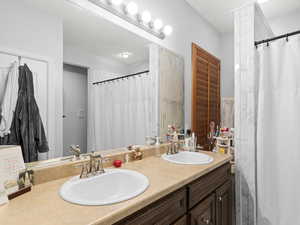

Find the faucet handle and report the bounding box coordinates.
[74,163,89,179]
[70,145,81,158]
[95,157,110,174]
[89,151,103,159]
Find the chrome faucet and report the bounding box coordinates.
[145,136,161,145]
[78,152,106,179]
[70,145,81,159]
[167,141,180,155]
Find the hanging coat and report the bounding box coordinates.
[0,64,49,162]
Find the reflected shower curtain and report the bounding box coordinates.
[256,36,300,224]
[93,72,155,150]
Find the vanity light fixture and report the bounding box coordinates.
[87,0,172,39]
[153,19,163,30]
[111,0,123,6]
[126,2,138,15]
[163,25,173,36]
[141,11,152,24]
[257,0,270,4]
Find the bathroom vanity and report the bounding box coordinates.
[0,150,232,225]
[114,163,232,225]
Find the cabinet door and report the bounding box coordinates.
[114,188,187,225]
[188,163,231,209]
[190,194,216,225]
[173,215,187,225]
[216,181,232,225]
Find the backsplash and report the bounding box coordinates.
[33,144,170,185]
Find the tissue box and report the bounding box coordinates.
[0,146,25,202]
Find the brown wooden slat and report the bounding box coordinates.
[192,43,220,148]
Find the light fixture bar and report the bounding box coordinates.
[88,0,165,39]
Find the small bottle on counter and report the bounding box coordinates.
[184,129,192,150]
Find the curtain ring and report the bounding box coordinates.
[286,35,289,42]
[266,42,269,47]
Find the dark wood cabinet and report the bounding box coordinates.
[190,194,216,225]
[188,163,231,209]
[173,216,187,225]
[216,181,232,225]
[114,188,186,225]
[114,163,233,225]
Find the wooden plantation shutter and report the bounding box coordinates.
[192,43,220,148]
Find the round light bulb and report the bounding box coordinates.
[154,19,163,30]
[163,25,173,36]
[126,2,138,15]
[111,0,123,6]
[141,11,152,24]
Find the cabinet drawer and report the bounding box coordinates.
[190,194,216,225]
[114,188,187,225]
[173,215,187,225]
[188,163,231,209]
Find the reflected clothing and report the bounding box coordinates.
[0,64,49,162]
[0,62,19,137]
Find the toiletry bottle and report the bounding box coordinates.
[191,132,196,151]
[185,129,192,150]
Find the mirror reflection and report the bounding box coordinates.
[0,0,184,163]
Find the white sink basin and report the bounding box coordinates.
[162,151,213,165]
[59,169,149,206]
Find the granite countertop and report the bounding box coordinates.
[0,152,231,225]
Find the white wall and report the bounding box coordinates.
[219,8,300,99]
[126,61,149,74]
[220,33,234,98]
[72,0,221,129]
[0,0,63,158]
[269,9,300,35]
[64,44,149,79]
[64,44,130,76]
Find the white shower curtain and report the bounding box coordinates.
[256,36,300,225]
[92,72,155,150]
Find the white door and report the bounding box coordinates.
[0,54,18,104]
[63,64,87,156]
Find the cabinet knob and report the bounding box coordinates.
[218,196,222,201]
[202,218,210,224]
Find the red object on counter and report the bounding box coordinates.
[113,160,123,168]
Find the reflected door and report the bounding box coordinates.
[63,64,87,156]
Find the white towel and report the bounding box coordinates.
[0,67,10,105]
[0,62,19,137]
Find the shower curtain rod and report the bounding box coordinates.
[92,70,149,85]
[255,30,300,47]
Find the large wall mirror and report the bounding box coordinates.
[0,0,184,165]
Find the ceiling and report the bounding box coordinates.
[185,0,300,33]
[24,0,150,65]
